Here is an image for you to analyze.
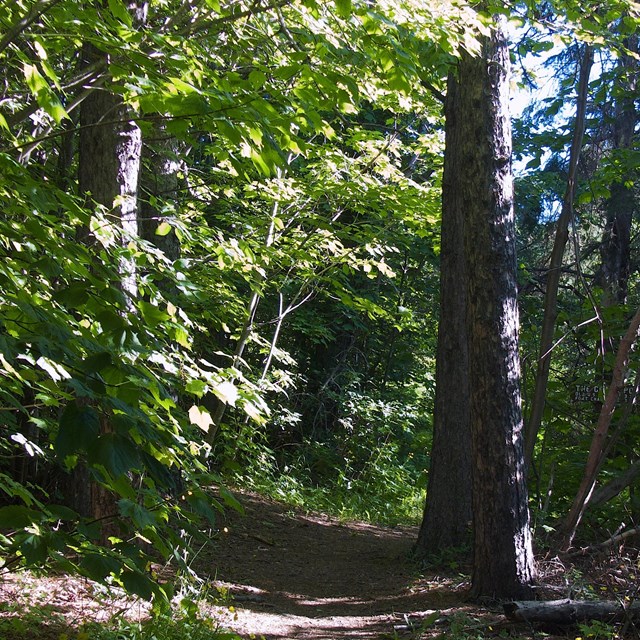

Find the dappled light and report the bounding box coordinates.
[1,0,640,637]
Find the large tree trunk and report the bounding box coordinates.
[79,63,141,303]
[78,37,143,541]
[139,124,182,263]
[457,13,535,599]
[415,73,472,557]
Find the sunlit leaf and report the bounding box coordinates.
[188,405,214,432]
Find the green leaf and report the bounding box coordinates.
[21,531,48,564]
[47,504,78,521]
[56,281,90,308]
[88,433,141,478]
[80,553,121,580]
[138,301,170,327]
[248,69,266,88]
[0,505,42,528]
[185,379,207,397]
[118,499,157,529]
[172,326,190,348]
[120,568,154,600]
[23,63,68,123]
[335,0,352,18]
[577,191,593,205]
[23,63,48,96]
[108,0,133,25]
[155,221,172,236]
[0,113,10,133]
[98,309,127,332]
[250,149,272,176]
[0,473,40,507]
[218,487,244,514]
[185,490,221,525]
[56,401,101,459]
[81,352,113,374]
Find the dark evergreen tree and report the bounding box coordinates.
[458,12,535,599]
[415,72,472,557]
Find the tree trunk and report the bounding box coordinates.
[524,45,594,470]
[589,457,640,507]
[204,195,282,442]
[596,34,638,307]
[415,73,472,557]
[139,124,182,263]
[78,36,143,542]
[457,13,535,599]
[560,306,640,550]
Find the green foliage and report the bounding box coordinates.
[0,0,477,601]
[514,1,640,543]
[577,619,620,640]
[228,379,432,525]
[89,611,243,640]
[0,146,255,603]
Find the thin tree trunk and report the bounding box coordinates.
[524,46,594,469]
[259,289,314,386]
[204,199,281,443]
[560,306,640,550]
[591,35,639,521]
[589,458,640,508]
[596,34,637,307]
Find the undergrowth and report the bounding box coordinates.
[216,379,432,526]
[228,437,426,526]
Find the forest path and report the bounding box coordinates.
[199,491,471,639]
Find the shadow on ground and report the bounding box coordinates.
[198,492,470,639]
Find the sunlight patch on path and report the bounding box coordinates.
[210,604,443,640]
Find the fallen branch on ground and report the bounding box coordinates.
[504,599,640,624]
[562,526,640,558]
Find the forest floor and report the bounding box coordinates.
[1,490,639,639]
[200,490,473,639]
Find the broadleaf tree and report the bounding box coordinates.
[0,0,489,599]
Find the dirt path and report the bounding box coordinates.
[198,492,472,639]
[1,490,625,639]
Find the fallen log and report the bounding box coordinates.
[504,599,640,625]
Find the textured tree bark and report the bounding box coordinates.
[78,35,143,542]
[79,67,141,304]
[456,14,535,599]
[504,599,640,624]
[415,73,472,557]
[139,125,182,263]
